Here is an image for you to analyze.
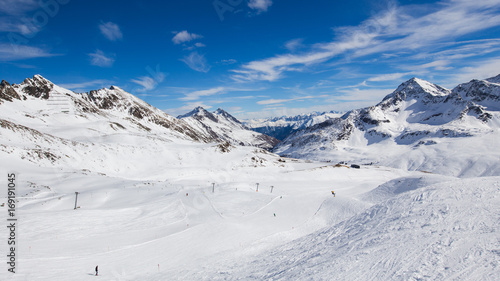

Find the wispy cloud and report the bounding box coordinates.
[0,0,38,16]
[88,49,115,67]
[181,51,210,73]
[0,43,55,61]
[232,50,336,82]
[257,95,327,105]
[0,20,37,34]
[449,56,500,86]
[0,0,42,36]
[99,21,123,41]
[333,88,395,103]
[180,87,225,101]
[184,42,207,51]
[131,77,156,91]
[172,30,202,44]
[131,72,165,92]
[284,38,304,52]
[366,72,411,82]
[219,59,237,65]
[233,0,500,82]
[248,0,273,13]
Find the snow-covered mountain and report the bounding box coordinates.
[244,111,342,140]
[0,75,213,144]
[178,106,279,149]
[274,76,500,177]
[0,75,287,179]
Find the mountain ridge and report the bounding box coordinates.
[178,106,279,149]
[273,75,500,177]
[0,75,280,149]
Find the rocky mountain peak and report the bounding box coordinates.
[0,79,20,102]
[178,106,279,149]
[214,108,242,125]
[19,74,55,99]
[452,76,500,111]
[397,77,449,97]
[178,106,218,122]
[379,77,451,108]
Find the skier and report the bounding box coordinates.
[95,265,98,276]
[331,190,335,197]
[274,213,276,217]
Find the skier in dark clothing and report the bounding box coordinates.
[95,265,98,276]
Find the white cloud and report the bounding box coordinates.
[248,0,273,13]
[181,51,210,73]
[184,42,206,51]
[99,22,123,41]
[172,30,202,44]
[257,95,326,105]
[0,20,38,34]
[131,72,165,92]
[367,72,411,82]
[131,77,156,91]
[333,88,394,103]
[0,0,38,16]
[180,87,225,101]
[232,50,337,81]
[219,59,237,65]
[0,0,41,36]
[232,0,500,82]
[284,38,304,52]
[88,50,115,67]
[448,57,500,86]
[0,43,55,61]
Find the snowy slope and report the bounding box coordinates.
[244,111,342,140]
[274,76,500,177]
[178,106,279,149]
[187,176,500,281]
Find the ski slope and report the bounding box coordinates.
[1,147,418,280]
[2,150,499,280]
[189,176,499,281]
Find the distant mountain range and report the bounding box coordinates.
[178,106,279,150]
[244,111,342,140]
[0,75,277,151]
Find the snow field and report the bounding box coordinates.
[182,176,500,281]
[1,152,413,280]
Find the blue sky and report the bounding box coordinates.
[1,0,500,119]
